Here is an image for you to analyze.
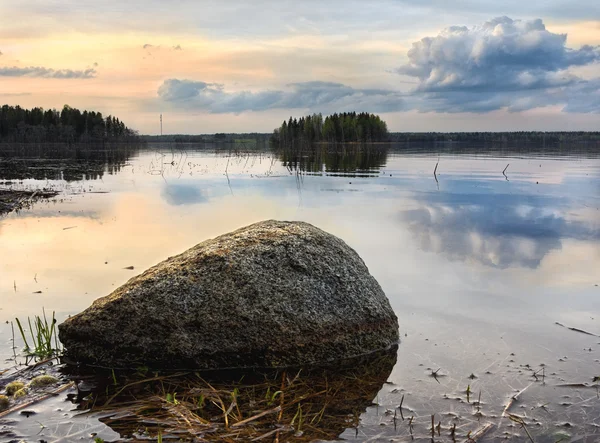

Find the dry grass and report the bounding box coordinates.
[71,350,396,442]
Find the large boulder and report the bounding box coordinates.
[59,220,399,369]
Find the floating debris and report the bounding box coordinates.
[555,322,599,337]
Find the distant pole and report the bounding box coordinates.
[160,114,163,136]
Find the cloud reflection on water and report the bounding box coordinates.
[161,183,208,206]
[401,185,599,269]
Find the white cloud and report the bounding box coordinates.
[157,79,405,114]
[0,66,97,79]
[397,17,600,113]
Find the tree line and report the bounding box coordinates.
[0,104,139,144]
[388,131,600,143]
[271,112,389,147]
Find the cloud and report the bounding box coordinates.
[399,17,599,92]
[0,92,31,97]
[161,183,207,206]
[157,79,405,114]
[398,17,600,113]
[143,43,154,49]
[172,45,182,50]
[155,17,600,116]
[401,191,599,269]
[562,78,600,113]
[0,66,97,79]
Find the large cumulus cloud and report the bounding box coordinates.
[0,66,97,79]
[157,80,405,114]
[399,17,598,92]
[398,17,600,113]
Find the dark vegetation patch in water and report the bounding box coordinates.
[0,143,142,216]
[0,189,58,216]
[0,143,140,181]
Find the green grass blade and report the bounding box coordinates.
[14,317,30,350]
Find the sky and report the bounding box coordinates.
[0,0,599,134]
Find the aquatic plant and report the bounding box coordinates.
[29,374,59,388]
[0,395,9,411]
[5,381,25,395]
[165,392,179,405]
[14,308,61,360]
[13,387,28,399]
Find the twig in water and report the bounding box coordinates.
[463,423,494,442]
[508,414,534,443]
[231,406,281,428]
[503,163,510,180]
[532,367,545,383]
[251,427,285,441]
[399,394,405,420]
[224,155,234,196]
[431,414,435,438]
[555,321,599,337]
[11,321,17,361]
[502,383,533,417]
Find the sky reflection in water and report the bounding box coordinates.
[0,146,599,440]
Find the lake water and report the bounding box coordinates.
[0,143,599,442]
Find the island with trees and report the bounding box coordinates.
[0,105,139,144]
[271,112,389,147]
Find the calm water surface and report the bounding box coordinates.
[0,144,599,441]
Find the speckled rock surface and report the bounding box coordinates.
[59,220,399,369]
